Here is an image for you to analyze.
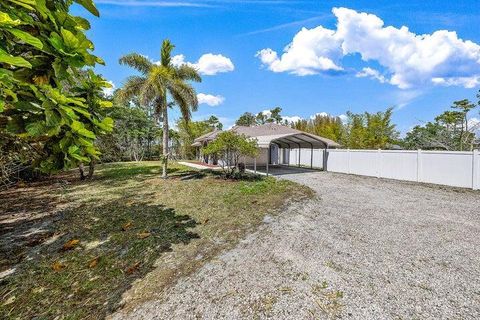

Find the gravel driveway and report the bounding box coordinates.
[113,172,480,319]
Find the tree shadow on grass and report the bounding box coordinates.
[0,201,199,320]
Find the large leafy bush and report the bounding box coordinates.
[0,0,112,172]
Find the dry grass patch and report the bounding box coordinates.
[0,161,313,319]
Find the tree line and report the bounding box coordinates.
[234,93,480,151]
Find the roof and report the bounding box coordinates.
[232,123,340,148]
[192,123,340,148]
[193,129,221,144]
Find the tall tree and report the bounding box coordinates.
[235,112,257,126]
[118,39,201,178]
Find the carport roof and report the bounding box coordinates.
[254,132,339,148]
[232,123,340,148]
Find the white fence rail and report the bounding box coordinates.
[325,149,480,190]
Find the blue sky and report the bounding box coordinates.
[73,0,480,134]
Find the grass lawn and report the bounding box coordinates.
[0,161,313,319]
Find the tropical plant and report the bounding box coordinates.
[0,0,112,174]
[202,131,258,178]
[118,39,201,178]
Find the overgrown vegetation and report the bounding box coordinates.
[0,162,313,319]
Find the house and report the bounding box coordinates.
[192,123,340,171]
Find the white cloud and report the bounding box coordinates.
[197,93,225,106]
[103,81,116,97]
[257,7,480,89]
[309,112,329,119]
[282,115,302,123]
[431,76,480,88]
[356,67,387,83]
[468,117,480,132]
[172,53,234,75]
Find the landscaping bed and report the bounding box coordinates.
[0,162,313,319]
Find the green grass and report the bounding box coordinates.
[0,161,314,319]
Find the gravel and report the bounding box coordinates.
[112,172,480,319]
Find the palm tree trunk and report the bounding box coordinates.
[162,104,168,179]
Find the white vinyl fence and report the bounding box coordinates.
[325,149,480,190]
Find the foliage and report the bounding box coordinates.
[256,106,283,124]
[235,112,257,126]
[203,131,259,178]
[97,96,161,162]
[177,115,223,159]
[403,98,479,150]
[291,114,345,143]
[118,39,201,177]
[235,107,286,126]
[0,0,112,172]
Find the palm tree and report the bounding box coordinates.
[118,39,201,178]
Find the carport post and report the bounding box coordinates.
[298,147,301,167]
[266,145,269,176]
[310,145,314,169]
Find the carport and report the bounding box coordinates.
[248,132,339,176]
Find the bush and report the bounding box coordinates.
[202,131,258,178]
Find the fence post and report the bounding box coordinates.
[473,149,479,190]
[347,149,351,174]
[377,149,382,178]
[417,149,423,182]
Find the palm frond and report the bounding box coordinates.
[116,75,146,103]
[175,64,202,82]
[119,53,153,75]
[160,39,175,67]
[168,80,198,122]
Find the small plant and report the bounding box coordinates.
[202,131,258,179]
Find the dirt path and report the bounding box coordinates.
[112,172,480,319]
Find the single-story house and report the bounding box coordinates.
[192,123,340,173]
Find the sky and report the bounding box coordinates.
[73,0,480,134]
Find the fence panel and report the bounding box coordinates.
[420,151,473,188]
[326,149,480,190]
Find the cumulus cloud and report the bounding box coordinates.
[197,93,225,106]
[356,67,387,83]
[282,115,302,123]
[309,112,329,119]
[256,7,480,89]
[172,53,234,75]
[103,81,116,97]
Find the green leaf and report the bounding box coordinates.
[74,0,100,17]
[8,28,43,49]
[61,28,79,49]
[0,48,31,68]
[68,145,79,155]
[26,121,46,137]
[72,16,91,30]
[77,128,95,139]
[70,153,90,162]
[0,101,4,113]
[0,12,22,26]
[6,0,35,10]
